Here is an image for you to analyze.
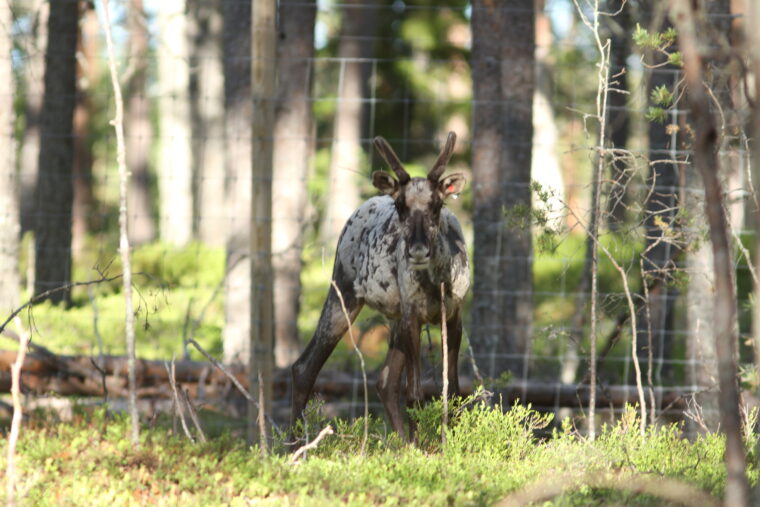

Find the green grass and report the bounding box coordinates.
[1,398,756,506]
[7,241,226,360]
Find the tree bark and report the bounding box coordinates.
[188,0,226,246]
[471,0,534,380]
[33,0,79,303]
[671,2,749,505]
[638,3,679,387]
[19,0,48,236]
[222,0,252,365]
[605,1,631,228]
[750,0,760,398]
[126,0,156,245]
[71,3,98,257]
[271,0,316,368]
[683,0,732,430]
[250,0,277,446]
[0,0,20,313]
[157,1,193,246]
[320,0,375,245]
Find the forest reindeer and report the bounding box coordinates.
[290,132,469,441]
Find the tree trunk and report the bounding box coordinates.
[750,0,760,401]
[605,1,631,228]
[0,0,20,313]
[126,0,156,245]
[471,0,534,381]
[684,0,733,430]
[19,0,48,236]
[250,0,277,448]
[671,2,750,505]
[157,1,193,246]
[188,0,226,247]
[271,0,316,368]
[222,0,252,365]
[33,0,78,303]
[638,5,679,387]
[320,0,375,246]
[72,3,98,257]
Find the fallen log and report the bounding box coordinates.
[0,350,696,412]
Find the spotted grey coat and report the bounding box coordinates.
[290,132,469,442]
[338,193,469,321]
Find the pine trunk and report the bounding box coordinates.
[470,0,534,380]
[222,0,252,365]
[189,0,226,246]
[157,1,193,246]
[33,0,78,303]
[320,0,375,245]
[271,0,316,368]
[126,0,156,245]
[0,0,20,312]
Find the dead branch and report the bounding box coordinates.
[165,359,194,443]
[331,280,368,455]
[182,387,207,443]
[0,274,124,336]
[290,425,334,465]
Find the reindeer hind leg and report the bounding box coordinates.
[290,270,362,434]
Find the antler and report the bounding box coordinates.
[373,136,410,185]
[427,131,457,182]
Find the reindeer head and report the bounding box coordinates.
[371,132,466,269]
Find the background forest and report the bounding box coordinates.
[1,0,760,503]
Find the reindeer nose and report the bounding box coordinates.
[409,243,430,264]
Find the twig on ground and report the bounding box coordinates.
[182,387,207,444]
[185,337,280,431]
[290,425,334,465]
[331,280,368,455]
[165,358,194,443]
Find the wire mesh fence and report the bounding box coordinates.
[1,0,757,435]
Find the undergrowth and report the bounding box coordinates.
[2,392,755,506]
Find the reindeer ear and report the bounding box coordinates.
[372,171,399,196]
[438,173,466,199]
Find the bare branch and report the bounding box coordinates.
[100,0,139,448]
[290,425,334,465]
[185,337,280,431]
[0,274,124,336]
[165,359,194,443]
[331,280,368,455]
[182,387,207,444]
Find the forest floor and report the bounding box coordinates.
[0,394,757,506]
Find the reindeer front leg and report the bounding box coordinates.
[445,309,463,396]
[377,317,422,442]
[376,335,407,439]
[403,320,423,442]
